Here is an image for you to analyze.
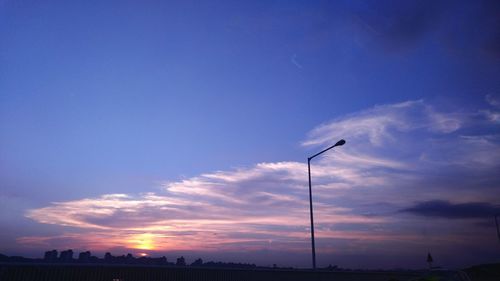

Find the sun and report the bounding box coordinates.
[129,233,156,250]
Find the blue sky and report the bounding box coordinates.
[1,0,499,269]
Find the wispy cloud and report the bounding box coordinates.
[25,162,385,254]
[22,98,500,267]
[481,94,500,123]
[486,94,500,108]
[301,100,468,148]
[291,54,303,69]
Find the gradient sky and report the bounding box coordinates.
[1,0,500,269]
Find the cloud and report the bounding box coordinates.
[291,54,303,69]
[22,97,500,267]
[347,0,500,61]
[302,100,422,147]
[480,110,500,123]
[481,94,500,123]
[486,94,500,108]
[24,160,387,255]
[401,200,500,219]
[349,0,446,52]
[302,100,465,147]
[477,1,500,59]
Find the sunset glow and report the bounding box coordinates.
[129,233,156,251]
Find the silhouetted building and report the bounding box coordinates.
[126,253,134,263]
[89,255,100,263]
[59,249,73,262]
[326,264,338,271]
[158,256,168,265]
[44,250,58,262]
[104,252,113,263]
[176,256,186,266]
[78,251,91,262]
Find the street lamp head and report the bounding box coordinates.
[335,139,346,147]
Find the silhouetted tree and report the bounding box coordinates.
[191,258,203,266]
[176,256,186,266]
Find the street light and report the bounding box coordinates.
[308,139,346,270]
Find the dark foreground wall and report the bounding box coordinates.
[0,263,422,281]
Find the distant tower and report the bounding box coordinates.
[427,252,433,269]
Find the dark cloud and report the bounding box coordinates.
[350,0,500,57]
[478,0,500,59]
[435,0,500,59]
[351,0,446,52]
[401,200,500,219]
[378,1,443,51]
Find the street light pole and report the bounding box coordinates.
[308,139,346,270]
[307,157,316,270]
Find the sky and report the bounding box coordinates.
[1,0,500,269]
